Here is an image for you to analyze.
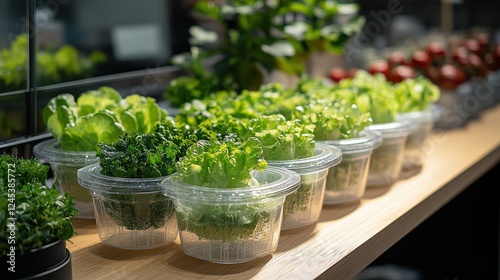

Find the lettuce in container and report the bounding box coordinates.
[162,138,300,264]
[77,124,180,249]
[394,77,442,171]
[34,87,169,219]
[292,96,380,205]
[335,71,413,186]
[238,114,341,229]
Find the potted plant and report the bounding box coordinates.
[290,85,382,205]
[34,87,169,219]
[162,138,300,264]
[279,0,365,79]
[0,154,77,280]
[238,114,341,229]
[77,124,181,250]
[175,0,302,92]
[335,70,414,187]
[393,76,442,172]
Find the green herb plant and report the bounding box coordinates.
[95,127,181,231]
[164,47,235,108]
[175,0,301,93]
[280,0,366,60]
[0,155,77,256]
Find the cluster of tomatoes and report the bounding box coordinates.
[329,30,500,90]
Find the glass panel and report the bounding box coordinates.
[34,0,192,87]
[0,1,28,93]
[0,93,26,142]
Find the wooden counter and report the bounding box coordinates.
[68,105,500,280]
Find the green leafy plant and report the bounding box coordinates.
[393,76,441,112]
[238,114,319,216]
[42,86,168,151]
[335,70,398,124]
[293,98,373,140]
[164,47,235,107]
[291,76,379,198]
[0,155,77,256]
[175,138,267,188]
[280,0,365,55]
[174,0,300,93]
[240,114,315,160]
[95,127,181,230]
[171,138,272,241]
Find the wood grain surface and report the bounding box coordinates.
[67,105,500,280]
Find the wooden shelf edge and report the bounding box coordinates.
[319,145,500,280]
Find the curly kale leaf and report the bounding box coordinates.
[96,130,180,178]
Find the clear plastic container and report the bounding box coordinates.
[77,163,178,250]
[396,104,443,172]
[266,143,342,230]
[365,122,413,187]
[161,166,301,264]
[33,138,98,219]
[318,130,382,205]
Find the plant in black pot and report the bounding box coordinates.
[0,154,77,280]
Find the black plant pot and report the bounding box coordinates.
[0,239,72,280]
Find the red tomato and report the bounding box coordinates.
[387,51,407,67]
[368,59,390,78]
[328,67,347,83]
[389,65,415,83]
[410,50,431,69]
[439,64,466,90]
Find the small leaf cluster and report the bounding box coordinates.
[96,129,180,178]
[0,154,77,256]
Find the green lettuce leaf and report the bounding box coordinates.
[240,114,315,160]
[175,138,267,189]
[59,111,125,151]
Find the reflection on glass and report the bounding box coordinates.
[36,35,107,86]
[0,35,28,92]
[0,33,107,91]
[0,94,26,141]
[35,0,192,80]
[0,1,27,93]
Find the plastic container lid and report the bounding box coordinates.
[161,166,301,204]
[317,129,383,154]
[77,163,166,194]
[396,103,443,125]
[366,121,414,139]
[33,138,98,166]
[265,143,342,174]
